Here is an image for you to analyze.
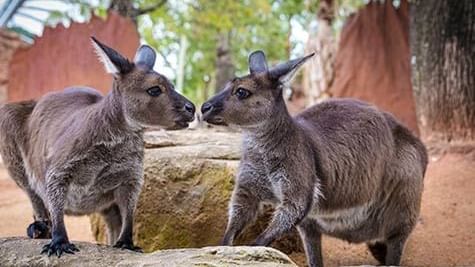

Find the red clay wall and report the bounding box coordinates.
[8,12,139,102]
[329,0,419,134]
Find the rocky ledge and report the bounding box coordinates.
[0,237,297,267]
[90,128,303,254]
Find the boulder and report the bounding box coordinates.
[90,129,302,254]
[0,237,297,267]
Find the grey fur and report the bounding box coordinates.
[202,51,427,267]
[269,53,315,85]
[0,38,195,257]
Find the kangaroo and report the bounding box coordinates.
[201,51,427,266]
[0,37,195,257]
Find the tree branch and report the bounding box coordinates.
[156,49,173,69]
[135,0,167,17]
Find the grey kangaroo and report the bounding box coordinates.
[201,51,427,266]
[0,37,195,257]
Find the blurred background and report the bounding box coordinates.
[0,0,362,103]
[0,0,473,266]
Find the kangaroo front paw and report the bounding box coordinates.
[113,240,143,252]
[27,221,51,239]
[251,235,271,247]
[41,239,79,257]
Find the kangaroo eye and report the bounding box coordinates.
[235,87,251,100]
[147,86,162,97]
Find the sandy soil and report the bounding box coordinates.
[0,165,94,242]
[0,149,474,266]
[290,150,475,267]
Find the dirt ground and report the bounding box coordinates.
[0,165,94,243]
[290,148,475,267]
[0,148,474,267]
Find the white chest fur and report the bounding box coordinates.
[309,203,372,233]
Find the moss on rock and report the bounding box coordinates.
[90,129,302,254]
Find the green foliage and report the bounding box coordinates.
[139,0,319,103]
[41,0,366,103]
[45,0,109,26]
[333,0,366,31]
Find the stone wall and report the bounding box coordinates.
[0,29,27,104]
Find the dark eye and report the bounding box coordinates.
[147,86,162,97]
[235,87,251,100]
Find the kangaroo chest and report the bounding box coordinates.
[307,201,382,243]
[310,203,371,229]
[258,153,294,202]
[64,141,144,215]
[243,138,300,201]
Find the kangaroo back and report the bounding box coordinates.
[383,112,428,178]
[203,49,428,266]
[0,101,36,189]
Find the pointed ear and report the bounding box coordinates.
[248,50,268,74]
[90,36,133,76]
[134,45,156,70]
[269,53,315,86]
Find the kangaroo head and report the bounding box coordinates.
[91,37,195,130]
[201,50,314,128]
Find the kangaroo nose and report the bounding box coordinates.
[201,102,213,114]
[184,102,195,114]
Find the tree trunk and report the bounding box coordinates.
[109,0,136,18]
[215,31,235,92]
[176,35,188,93]
[108,0,166,21]
[302,0,335,106]
[411,0,475,141]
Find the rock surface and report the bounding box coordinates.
[0,237,297,267]
[90,128,303,254]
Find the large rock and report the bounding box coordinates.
[0,237,297,267]
[90,128,302,254]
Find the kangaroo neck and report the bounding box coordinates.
[244,101,298,152]
[94,84,143,141]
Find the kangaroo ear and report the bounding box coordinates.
[91,36,133,76]
[134,45,156,70]
[269,53,315,86]
[248,50,268,74]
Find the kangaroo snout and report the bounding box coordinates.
[181,100,196,125]
[171,101,196,130]
[168,91,196,130]
[201,102,213,115]
[201,100,226,125]
[184,101,196,115]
